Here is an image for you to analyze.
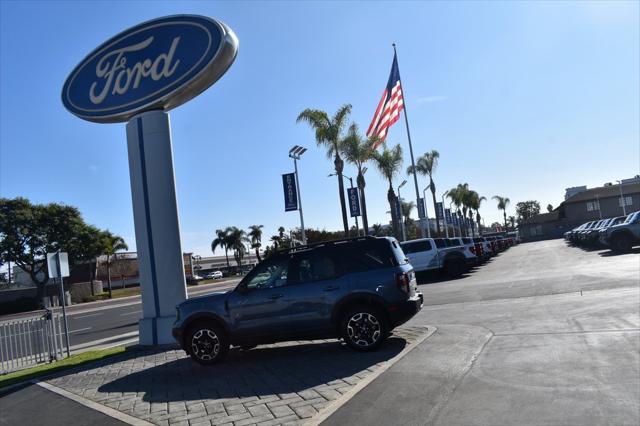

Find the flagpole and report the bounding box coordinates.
[393,43,426,239]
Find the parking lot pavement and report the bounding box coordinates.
[324,239,640,425]
[0,382,127,426]
[33,326,429,426]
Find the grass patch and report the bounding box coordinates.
[0,346,126,390]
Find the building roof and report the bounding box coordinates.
[563,182,640,204]
[519,211,559,225]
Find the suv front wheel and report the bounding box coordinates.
[341,305,388,352]
[186,321,229,365]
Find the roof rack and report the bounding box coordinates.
[279,235,379,254]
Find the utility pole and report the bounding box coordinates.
[289,146,307,244]
[617,180,627,215]
[422,187,432,237]
[442,192,449,238]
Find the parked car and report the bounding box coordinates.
[599,211,640,252]
[204,271,223,280]
[173,236,423,365]
[400,237,470,277]
[447,237,479,264]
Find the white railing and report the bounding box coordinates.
[0,310,67,374]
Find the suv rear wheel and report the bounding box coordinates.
[445,257,466,278]
[186,321,229,365]
[341,305,388,352]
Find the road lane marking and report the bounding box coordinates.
[69,327,92,333]
[120,310,142,316]
[71,312,103,319]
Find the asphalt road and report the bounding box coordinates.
[0,278,241,350]
[324,239,640,425]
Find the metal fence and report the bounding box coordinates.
[0,310,67,374]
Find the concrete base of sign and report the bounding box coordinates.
[126,110,187,345]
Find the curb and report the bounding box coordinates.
[309,325,437,426]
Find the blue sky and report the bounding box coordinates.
[1,0,638,256]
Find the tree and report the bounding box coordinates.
[247,225,264,262]
[492,196,511,229]
[341,124,377,235]
[211,228,230,270]
[515,201,541,223]
[448,183,471,236]
[101,231,129,298]
[371,143,404,239]
[447,186,464,236]
[372,223,384,236]
[226,227,249,270]
[466,191,485,236]
[407,150,440,235]
[508,216,516,229]
[0,197,108,303]
[297,104,352,236]
[547,204,554,213]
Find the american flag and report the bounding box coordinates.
[366,53,404,148]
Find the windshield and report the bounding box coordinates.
[625,212,639,224]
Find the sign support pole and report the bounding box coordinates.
[126,110,187,345]
[55,252,71,357]
[293,157,306,245]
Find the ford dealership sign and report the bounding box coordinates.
[62,15,238,123]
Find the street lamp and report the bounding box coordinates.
[397,180,407,241]
[328,173,360,236]
[617,180,627,215]
[289,145,307,245]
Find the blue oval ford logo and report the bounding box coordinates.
[62,15,238,123]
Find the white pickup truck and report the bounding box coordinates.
[400,238,471,277]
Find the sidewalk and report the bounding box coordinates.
[1,326,431,426]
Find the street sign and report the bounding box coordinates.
[347,187,361,217]
[445,208,452,224]
[62,15,238,123]
[47,252,69,278]
[417,197,426,219]
[282,173,298,211]
[435,202,444,220]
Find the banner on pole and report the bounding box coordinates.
[417,197,426,219]
[347,187,361,217]
[282,173,298,212]
[435,202,444,220]
[445,208,452,224]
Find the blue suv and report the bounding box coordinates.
[173,236,423,365]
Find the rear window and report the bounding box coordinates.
[401,240,433,254]
[625,212,640,224]
[338,239,401,272]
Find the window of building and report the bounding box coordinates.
[619,196,633,207]
[586,201,600,212]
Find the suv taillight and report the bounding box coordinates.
[469,245,476,255]
[396,272,410,294]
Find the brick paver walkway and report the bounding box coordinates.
[46,326,428,426]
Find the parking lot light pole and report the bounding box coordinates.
[448,201,456,237]
[289,146,307,245]
[329,173,360,236]
[421,187,432,238]
[617,180,627,216]
[398,180,407,241]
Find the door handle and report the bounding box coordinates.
[323,286,339,292]
[269,293,284,300]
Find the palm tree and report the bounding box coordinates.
[492,196,511,228]
[401,201,415,224]
[372,223,383,236]
[447,186,464,236]
[407,150,440,234]
[297,104,352,236]
[248,225,264,262]
[508,216,516,229]
[456,183,471,236]
[473,194,487,235]
[211,228,230,270]
[341,124,377,235]
[102,231,128,299]
[371,143,404,239]
[226,227,249,271]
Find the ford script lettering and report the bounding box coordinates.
[62,15,238,123]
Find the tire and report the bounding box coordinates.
[341,305,388,352]
[445,258,466,278]
[186,321,229,365]
[610,233,633,253]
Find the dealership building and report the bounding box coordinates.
[519,176,640,241]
